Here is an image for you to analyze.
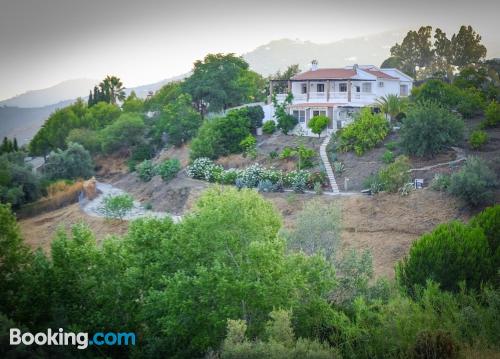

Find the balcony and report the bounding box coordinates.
[274,91,377,105]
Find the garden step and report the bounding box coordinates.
[319,135,339,194]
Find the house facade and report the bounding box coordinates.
[267,63,413,136]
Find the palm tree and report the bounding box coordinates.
[100,76,126,104]
[376,94,408,123]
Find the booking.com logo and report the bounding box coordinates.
[10,328,136,350]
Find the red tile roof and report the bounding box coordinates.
[291,68,398,80]
[365,69,398,79]
[291,68,356,80]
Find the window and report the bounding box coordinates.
[362,82,372,93]
[316,83,324,92]
[301,83,307,94]
[400,84,408,96]
[378,81,384,88]
[312,109,326,117]
[339,83,347,92]
[293,110,306,123]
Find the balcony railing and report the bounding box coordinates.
[274,92,377,104]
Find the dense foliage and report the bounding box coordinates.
[307,115,329,137]
[183,53,265,115]
[411,80,484,118]
[483,100,500,127]
[43,142,94,181]
[339,108,389,156]
[262,120,276,134]
[469,129,488,149]
[397,216,496,294]
[99,194,134,220]
[399,101,464,157]
[0,151,41,207]
[448,156,497,206]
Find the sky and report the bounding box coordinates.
[0,0,499,100]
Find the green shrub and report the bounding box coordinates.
[307,171,327,189]
[483,101,500,127]
[136,160,157,182]
[448,157,497,206]
[308,115,329,137]
[127,144,155,172]
[363,173,384,193]
[240,134,257,159]
[186,157,223,182]
[385,141,398,151]
[278,114,298,135]
[262,121,276,134]
[66,128,101,154]
[400,101,464,158]
[469,205,500,263]
[469,130,488,150]
[100,113,145,154]
[333,161,345,174]
[190,113,251,160]
[430,174,451,191]
[99,194,134,220]
[381,150,395,164]
[339,108,389,156]
[397,221,493,293]
[44,142,94,181]
[157,159,181,182]
[279,146,294,160]
[378,155,411,193]
[269,150,278,159]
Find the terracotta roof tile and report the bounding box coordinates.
[365,69,398,79]
[291,68,356,80]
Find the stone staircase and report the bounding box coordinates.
[319,135,339,194]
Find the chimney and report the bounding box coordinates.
[353,64,359,71]
[310,59,318,71]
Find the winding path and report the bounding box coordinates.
[319,135,340,194]
[80,182,182,222]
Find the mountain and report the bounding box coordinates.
[242,31,406,75]
[0,79,99,108]
[0,100,74,145]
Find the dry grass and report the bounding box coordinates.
[19,203,129,253]
[17,180,84,219]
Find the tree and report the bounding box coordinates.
[100,113,145,154]
[450,25,487,67]
[99,75,126,104]
[307,115,329,137]
[100,194,134,220]
[44,142,94,180]
[143,82,182,112]
[390,26,434,76]
[182,53,264,116]
[377,155,411,193]
[140,187,335,357]
[0,152,41,207]
[399,100,464,157]
[272,92,297,135]
[339,108,389,156]
[189,111,251,160]
[269,64,301,93]
[154,93,202,146]
[397,221,494,293]
[375,94,408,123]
[448,156,497,207]
[122,91,144,113]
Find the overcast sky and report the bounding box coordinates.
[1,0,499,100]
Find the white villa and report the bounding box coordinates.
[266,63,413,136]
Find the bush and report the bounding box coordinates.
[400,101,464,158]
[469,130,488,150]
[278,114,298,135]
[448,157,497,206]
[363,173,384,193]
[483,100,500,127]
[240,134,257,159]
[44,142,94,181]
[219,168,242,185]
[157,159,181,182]
[378,155,411,193]
[0,152,41,207]
[385,141,398,151]
[99,194,134,220]
[245,105,264,133]
[413,80,484,118]
[186,158,223,182]
[308,115,329,137]
[136,160,157,182]
[397,221,493,293]
[381,150,395,164]
[307,171,327,189]
[239,163,265,188]
[339,108,389,155]
[410,330,459,359]
[66,128,101,154]
[286,170,309,193]
[127,144,155,172]
[262,121,276,134]
[190,113,251,160]
[100,113,145,154]
[469,205,500,268]
[430,174,451,191]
